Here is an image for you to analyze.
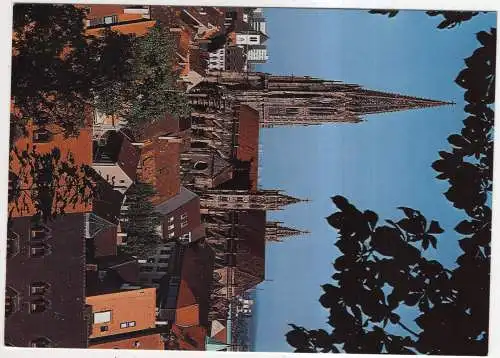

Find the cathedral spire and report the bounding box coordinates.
[265,221,310,242]
[199,189,308,212]
[193,71,453,128]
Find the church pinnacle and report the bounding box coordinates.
[265,221,310,242]
[199,189,309,211]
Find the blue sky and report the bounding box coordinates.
[251,9,497,352]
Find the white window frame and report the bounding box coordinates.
[94,311,112,324]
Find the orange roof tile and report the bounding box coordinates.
[236,105,260,191]
[138,140,181,205]
[176,304,200,327]
[86,288,157,339]
[86,20,156,37]
[170,324,207,351]
[213,327,227,343]
[9,109,94,218]
[89,332,164,350]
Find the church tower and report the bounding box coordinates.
[191,71,452,128]
[199,189,307,212]
[265,221,309,242]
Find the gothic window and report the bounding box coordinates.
[30,243,51,258]
[7,230,20,259]
[285,107,300,115]
[193,161,208,171]
[5,286,19,318]
[30,282,50,296]
[33,128,53,143]
[29,298,50,314]
[30,337,53,348]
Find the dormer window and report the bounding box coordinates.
[30,243,51,258]
[30,298,50,313]
[33,128,52,143]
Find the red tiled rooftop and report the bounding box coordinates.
[86,20,156,37]
[236,105,260,191]
[9,109,93,218]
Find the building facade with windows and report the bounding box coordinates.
[5,214,91,348]
[86,287,160,340]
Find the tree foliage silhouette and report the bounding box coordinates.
[369,10,484,29]
[91,25,191,133]
[11,4,92,139]
[120,182,162,257]
[286,28,495,356]
[12,4,190,140]
[9,144,99,222]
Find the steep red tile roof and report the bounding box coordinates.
[86,20,156,37]
[170,324,207,351]
[135,114,181,142]
[175,243,215,328]
[93,225,118,257]
[116,132,141,182]
[213,327,227,343]
[82,4,126,19]
[9,108,93,218]
[138,140,181,205]
[236,105,260,190]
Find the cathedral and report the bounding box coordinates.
[180,71,450,320]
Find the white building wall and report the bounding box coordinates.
[208,48,226,70]
[247,48,268,62]
[92,164,133,194]
[235,33,261,46]
[138,242,176,287]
